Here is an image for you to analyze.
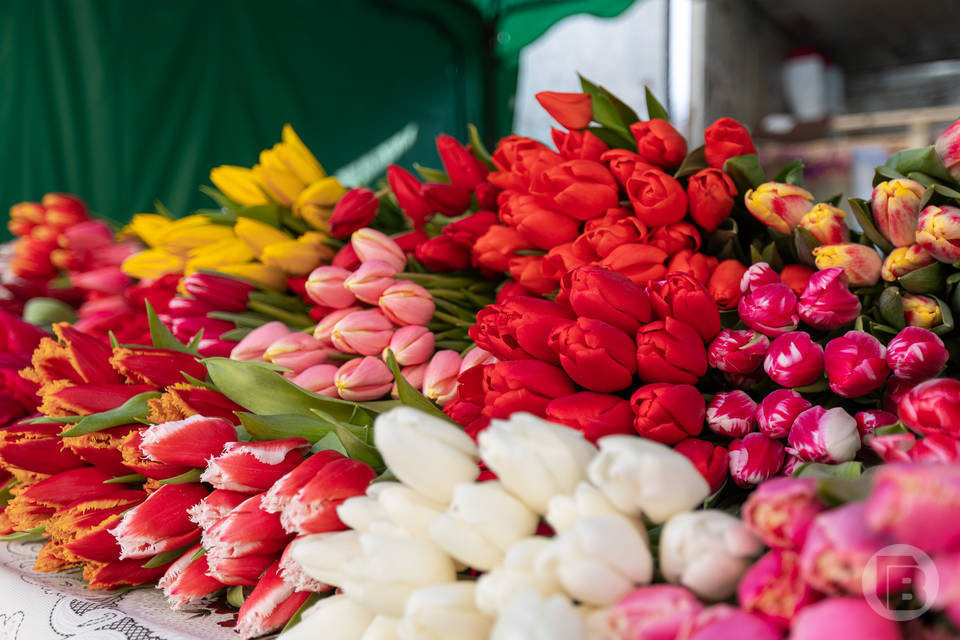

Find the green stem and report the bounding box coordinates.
[247,301,315,329]
[428,288,468,301]
[398,272,476,288]
[433,327,470,340]
[433,298,478,322]
[432,311,474,328]
[326,352,362,362]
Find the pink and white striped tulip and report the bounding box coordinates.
[739,262,780,294]
[139,415,238,468]
[885,326,949,382]
[159,543,226,609]
[738,283,799,337]
[797,267,861,330]
[305,266,356,309]
[823,331,889,398]
[343,259,397,305]
[853,409,898,439]
[763,332,823,388]
[787,406,860,463]
[755,389,811,439]
[705,390,757,438]
[707,329,769,375]
[334,356,394,401]
[728,433,784,487]
[331,309,394,356]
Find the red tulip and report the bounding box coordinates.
[0,419,86,475]
[149,384,246,425]
[436,134,489,189]
[535,91,593,130]
[542,242,595,280]
[548,318,637,392]
[329,187,380,238]
[139,415,238,468]
[499,193,580,250]
[535,159,619,221]
[118,429,193,480]
[159,542,227,608]
[442,210,498,246]
[181,272,253,313]
[630,119,687,169]
[626,168,688,226]
[110,483,208,559]
[458,360,575,419]
[898,378,960,438]
[544,392,634,443]
[235,560,312,639]
[575,215,648,259]
[635,318,708,385]
[666,250,718,285]
[675,438,728,493]
[472,225,532,272]
[203,494,292,586]
[470,296,574,363]
[779,264,815,297]
[386,165,433,228]
[421,182,472,217]
[40,383,156,417]
[280,457,376,534]
[648,222,700,257]
[200,438,310,493]
[647,272,722,342]
[598,243,668,285]
[704,117,756,168]
[62,423,139,477]
[83,557,170,590]
[32,323,122,385]
[630,382,705,444]
[0,310,46,356]
[707,260,748,310]
[560,266,652,334]
[108,347,207,388]
[414,235,470,272]
[508,255,557,295]
[600,148,656,187]
[552,128,609,161]
[687,168,737,231]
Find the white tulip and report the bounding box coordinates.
[278,594,373,640]
[374,407,479,503]
[396,582,492,640]
[489,590,586,640]
[545,482,645,537]
[475,537,560,616]
[362,616,401,640]
[536,514,653,606]
[290,530,361,587]
[478,413,597,514]
[338,495,391,532]
[430,481,538,570]
[374,482,447,540]
[340,531,457,617]
[659,509,763,600]
[587,436,709,523]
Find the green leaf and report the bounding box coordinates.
[601,85,640,126]
[932,295,955,335]
[59,392,161,437]
[467,124,495,170]
[825,192,844,207]
[158,469,204,485]
[145,300,194,354]
[220,327,253,341]
[723,154,766,191]
[237,413,333,443]
[190,547,207,562]
[413,163,450,184]
[199,185,242,214]
[795,461,865,479]
[898,261,943,294]
[180,372,215,390]
[792,378,828,393]
[877,287,906,329]
[103,474,146,485]
[918,184,936,210]
[874,164,907,185]
[775,159,805,186]
[674,145,707,179]
[310,431,349,456]
[0,526,46,542]
[22,297,77,326]
[793,227,821,268]
[384,351,455,424]
[884,145,957,185]
[281,593,325,634]
[330,420,384,470]
[934,183,960,200]
[227,585,247,608]
[585,126,635,149]
[579,74,631,139]
[334,123,419,187]
[20,415,83,425]
[154,200,175,218]
[108,331,121,349]
[848,198,895,253]
[876,423,909,436]
[236,204,282,227]
[142,543,195,568]
[372,468,398,484]
[644,86,668,121]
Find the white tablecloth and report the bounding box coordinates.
[0,541,239,640]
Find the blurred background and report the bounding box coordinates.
[4,0,960,231]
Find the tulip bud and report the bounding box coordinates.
[535,91,593,130]
[738,283,799,337]
[560,266,652,334]
[742,476,824,549]
[852,409,897,440]
[281,457,376,535]
[659,510,762,600]
[235,560,311,639]
[277,594,374,640]
[544,482,637,537]
[422,350,462,406]
[706,390,757,438]
[263,332,328,374]
[755,389,811,439]
[331,309,394,356]
[386,165,433,229]
[918,204,960,263]
[898,377,960,438]
[647,220,699,256]
[396,582,492,640]
[351,228,407,271]
[371,482,447,540]
[159,543,226,609]
[780,264,814,298]
[305,266,357,309]
[475,537,561,616]
[458,346,497,374]
[290,364,339,397]
[630,383,705,444]
[740,262,781,293]
[707,329,769,375]
[629,119,687,169]
[379,281,435,326]
[626,169,688,227]
[881,244,936,281]
[139,415,237,467]
[871,178,926,247]
[687,168,738,232]
[635,318,708,385]
[744,182,814,234]
[230,321,291,361]
[787,406,860,463]
[187,489,248,531]
[200,438,309,493]
[936,119,960,179]
[647,272,722,342]
[459,359,576,419]
[385,325,434,367]
[587,436,710,523]
[799,203,849,245]
[110,483,207,558]
[544,392,634,443]
[334,356,393,402]
[607,584,704,640]
[728,433,785,487]
[548,317,636,392]
[823,330,889,398]
[260,240,327,276]
[791,597,902,640]
[470,296,574,363]
[703,117,756,168]
[182,272,254,312]
[902,292,944,328]
[537,514,654,606]
[330,187,380,238]
[867,463,960,554]
[415,235,470,271]
[342,260,397,305]
[813,243,883,287]
[738,549,820,629]
[763,331,824,388]
[478,413,597,514]
[797,267,861,330]
[674,438,729,493]
[707,259,748,310]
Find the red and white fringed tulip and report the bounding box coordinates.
[763,332,824,389]
[200,438,310,493]
[187,489,249,531]
[158,542,226,609]
[139,415,238,468]
[262,450,350,514]
[755,389,811,439]
[787,406,860,463]
[280,537,330,592]
[728,433,785,487]
[235,561,312,640]
[280,457,377,534]
[885,327,949,382]
[707,329,769,375]
[203,494,293,586]
[109,483,208,559]
[705,390,757,438]
[823,331,889,398]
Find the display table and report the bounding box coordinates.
[0,542,238,640]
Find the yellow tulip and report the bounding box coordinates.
[253,157,306,207]
[216,262,288,291]
[121,249,186,279]
[234,217,294,258]
[157,222,236,257]
[294,176,347,230]
[210,165,269,206]
[123,214,173,247]
[280,124,326,184]
[297,232,337,262]
[260,240,325,276]
[184,238,256,275]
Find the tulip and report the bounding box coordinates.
[373,407,479,503]
[158,543,225,608]
[553,127,609,161]
[665,249,718,285]
[490,591,587,640]
[647,272,722,342]
[39,382,156,417]
[542,243,591,285]
[383,325,433,367]
[458,347,497,375]
[738,283,799,337]
[744,182,815,234]
[261,450,349,517]
[305,266,356,309]
[560,266,651,334]
[853,409,898,439]
[263,332,328,374]
[881,244,936,282]
[707,259,748,309]
[500,193,580,250]
[0,309,46,355]
[472,225,532,272]
[728,433,785,487]
[626,168,688,226]
[689,606,782,640]
[787,406,860,463]
[902,292,943,328]
[703,117,756,168]
[812,243,883,287]
[799,203,849,245]
[548,318,636,393]
[181,271,254,312]
[797,267,861,330]
[171,316,234,342]
[868,433,918,463]
[755,389,811,439]
[884,376,920,413]
[635,318,708,385]
[647,221,700,257]
[229,323,287,362]
[281,457,376,535]
[741,477,824,550]
[394,582,492,640]
[421,182,472,219]
[107,346,205,389]
[707,329,769,376]
[779,265,814,299]
[535,91,593,130]
[293,176,347,230]
[629,119,687,169]
[630,383,705,444]
[289,364,338,397]
[823,330,889,398]
[918,204,960,262]
[898,377,960,438]
[791,597,901,640]
[537,514,654,606]
[686,168,738,232]
[34,322,121,385]
[871,178,926,247]
[369,482,448,540]
[109,483,207,558]
[341,261,395,305]
[415,235,471,271]
[0,420,85,475]
[379,281,434,326]
[330,187,380,238]
[331,356,392,402]
[706,390,757,438]
[203,494,292,583]
[762,331,824,388]
[737,549,819,629]
[209,166,271,206]
[575,213,647,259]
[917,551,960,627]
[533,159,618,221]
[587,435,710,523]
[351,228,407,271]
[867,463,960,553]
[331,309,394,356]
[659,509,762,600]
[434,134,488,190]
[477,413,597,514]
[606,584,704,639]
[421,350,462,406]
[200,438,309,493]
[139,415,237,467]
[740,262,780,294]
[544,392,634,443]
[674,438,728,493]
[289,529,362,588]
[800,502,908,597]
[470,296,574,363]
[544,483,636,538]
[386,165,433,228]
[460,359,576,419]
[475,537,560,616]
[601,149,655,188]
[149,384,246,426]
[234,561,311,639]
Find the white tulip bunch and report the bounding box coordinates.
[281,407,759,639]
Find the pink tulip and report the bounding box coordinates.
[791,598,901,640]
[787,406,860,463]
[351,227,406,271]
[343,259,398,304]
[707,329,769,375]
[379,281,435,326]
[70,266,132,294]
[422,349,463,406]
[742,477,825,549]
[706,390,757,437]
[917,550,960,627]
[823,331,889,398]
[61,220,113,250]
[459,347,498,374]
[854,409,898,439]
[868,433,916,463]
[164,297,218,319]
[305,266,356,309]
[263,332,328,374]
[728,433,784,487]
[334,356,394,401]
[781,454,804,477]
[331,309,394,356]
[738,549,820,629]
[756,389,811,439]
[689,605,782,640]
[230,321,292,361]
[608,585,704,640]
[885,327,949,382]
[386,325,435,366]
[313,306,362,348]
[291,364,339,397]
[740,262,781,294]
[907,434,960,462]
[763,332,824,388]
[797,267,861,330]
[871,178,926,247]
[738,283,799,337]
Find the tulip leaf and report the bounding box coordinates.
[723,154,766,191]
[934,183,960,200]
[674,145,707,179]
[467,123,495,170]
[791,378,828,394]
[933,295,955,335]
[876,422,909,436]
[145,300,195,355]
[372,468,399,484]
[22,297,77,327]
[898,261,943,294]
[918,184,936,211]
[579,75,632,140]
[774,159,805,186]
[331,421,384,470]
[21,415,83,424]
[0,526,46,542]
[142,543,197,568]
[586,126,635,150]
[793,227,820,268]
[180,372,215,390]
[413,163,450,184]
[185,329,205,353]
[384,350,456,424]
[873,164,907,186]
[644,86,668,121]
[108,331,121,349]
[59,391,162,437]
[877,287,906,329]
[237,204,282,227]
[848,198,894,253]
[795,461,865,479]
[310,431,349,457]
[198,185,242,214]
[281,593,326,635]
[227,585,247,608]
[884,145,957,185]
[103,474,146,485]
[825,192,844,206]
[602,85,641,126]
[219,327,253,341]
[190,547,207,562]
[237,413,333,443]
[158,469,204,485]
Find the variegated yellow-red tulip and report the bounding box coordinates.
[254,152,306,207]
[123,214,174,248]
[234,217,293,258]
[260,240,325,276]
[279,124,326,184]
[121,248,186,279]
[916,205,960,263]
[184,238,256,275]
[881,245,936,282]
[902,293,943,328]
[294,176,347,230]
[209,165,269,206]
[871,179,925,247]
[812,243,882,287]
[215,262,287,290]
[744,182,814,234]
[799,203,849,245]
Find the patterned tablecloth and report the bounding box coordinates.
[0,541,240,640]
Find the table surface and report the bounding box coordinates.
[0,541,241,640]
